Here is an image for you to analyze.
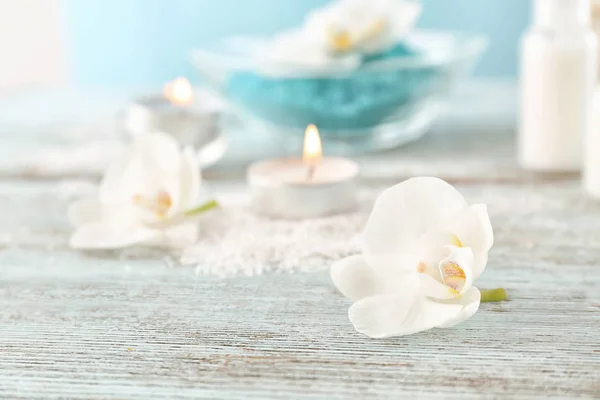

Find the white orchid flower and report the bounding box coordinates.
[331,177,494,338]
[259,0,420,75]
[68,132,217,250]
[260,30,361,77]
[305,0,422,55]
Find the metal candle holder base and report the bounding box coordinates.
[121,94,227,168]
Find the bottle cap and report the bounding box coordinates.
[535,0,591,27]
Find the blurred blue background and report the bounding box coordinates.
[62,0,529,86]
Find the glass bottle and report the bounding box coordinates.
[519,0,597,171]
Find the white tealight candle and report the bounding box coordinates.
[248,125,359,219]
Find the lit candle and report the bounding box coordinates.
[304,124,322,180]
[122,77,226,166]
[164,77,195,107]
[248,125,359,219]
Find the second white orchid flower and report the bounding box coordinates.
[331,177,494,338]
[306,0,422,55]
[68,132,217,250]
[260,0,421,74]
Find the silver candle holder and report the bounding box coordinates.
[121,78,227,168]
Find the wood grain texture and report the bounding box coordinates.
[1,84,600,399]
[1,251,599,399]
[2,177,600,399]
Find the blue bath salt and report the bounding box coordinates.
[363,42,417,62]
[225,42,442,133]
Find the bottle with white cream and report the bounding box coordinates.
[519,0,597,172]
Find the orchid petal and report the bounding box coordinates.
[331,255,398,302]
[446,204,493,280]
[362,253,421,284]
[417,231,462,266]
[162,170,184,219]
[100,132,181,205]
[67,196,103,226]
[363,177,467,280]
[435,286,481,329]
[69,220,159,250]
[178,147,201,212]
[129,132,181,174]
[390,0,422,37]
[418,274,458,300]
[449,204,494,254]
[261,29,360,76]
[472,252,489,281]
[349,290,463,338]
[98,152,132,204]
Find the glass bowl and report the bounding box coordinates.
[192,31,487,154]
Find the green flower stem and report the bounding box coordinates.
[184,199,220,216]
[480,288,507,303]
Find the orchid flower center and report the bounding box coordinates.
[329,29,353,51]
[417,259,467,294]
[328,19,386,52]
[416,236,467,295]
[439,261,466,292]
[133,190,172,218]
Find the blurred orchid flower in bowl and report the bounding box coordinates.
[331,177,494,338]
[259,0,421,74]
[305,0,422,55]
[68,132,218,250]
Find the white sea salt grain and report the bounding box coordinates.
[180,205,366,277]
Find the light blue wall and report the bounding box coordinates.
[62,0,530,85]
[420,0,530,78]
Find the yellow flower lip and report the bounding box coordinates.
[440,261,467,292]
[441,261,466,279]
[415,237,469,296]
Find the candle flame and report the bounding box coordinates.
[164,77,193,106]
[303,124,322,164]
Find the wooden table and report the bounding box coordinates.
[1,83,599,399]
